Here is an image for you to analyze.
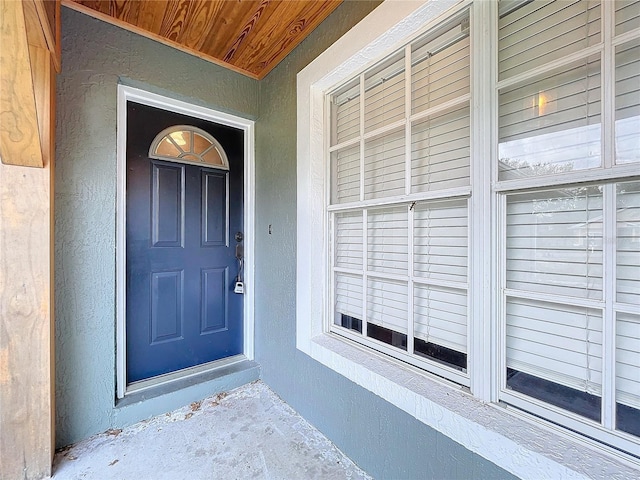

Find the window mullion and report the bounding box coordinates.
[405,45,412,197]
[603,0,615,170]
[469,0,494,402]
[361,209,368,338]
[407,203,415,355]
[602,183,616,430]
[359,73,365,202]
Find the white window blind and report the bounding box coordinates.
[615,0,640,36]
[335,273,363,322]
[498,0,601,80]
[332,145,360,204]
[413,199,468,284]
[364,52,405,133]
[328,5,471,381]
[367,278,408,335]
[364,128,406,199]
[615,39,640,165]
[616,312,640,411]
[505,298,603,397]
[367,206,408,275]
[335,211,363,270]
[411,17,469,115]
[505,188,603,300]
[331,79,361,146]
[411,105,470,193]
[616,182,640,306]
[498,57,602,180]
[414,285,467,355]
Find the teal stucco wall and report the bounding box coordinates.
[56,3,517,478]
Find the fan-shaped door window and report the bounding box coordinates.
[149,125,229,170]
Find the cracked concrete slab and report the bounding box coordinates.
[52,381,371,480]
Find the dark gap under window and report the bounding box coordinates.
[339,314,362,333]
[414,338,467,372]
[367,323,407,351]
[507,368,601,422]
[617,403,640,438]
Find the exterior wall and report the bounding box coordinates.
[55,7,259,447]
[255,2,517,479]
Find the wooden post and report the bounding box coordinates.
[0,1,58,478]
[0,159,54,480]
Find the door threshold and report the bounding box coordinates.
[126,355,247,396]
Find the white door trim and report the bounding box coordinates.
[116,84,255,399]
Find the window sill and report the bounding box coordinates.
[306,333,638,480]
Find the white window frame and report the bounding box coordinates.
[296,1,639,478]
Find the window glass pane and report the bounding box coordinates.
[334,273,363,332]
[411,15,469,115]
[615,0,640,36]
[414,284,467,371]
[201,148,224,166]
[367,206,408,275]
[331,145,360,204]
[413,199,467,283]
[367,278,408,349]
[335,211,363,270]
[616,311,640,438]
[364,51,405,133]
[364,128,405,199]
[498,56,601,180]
[498,0,601,80]
[506,187,603,300]
[156,137,183,157]
[617,182,640,305]
[615,39,640,165]
[505,297,602,421]
[192,133,212,155]
[411,104,470,193]
[169,130,191,152]
[330,78,361,146]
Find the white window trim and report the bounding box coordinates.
[296,1,638,478]
[116,85,255,398]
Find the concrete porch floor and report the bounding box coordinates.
[52,381,371,480]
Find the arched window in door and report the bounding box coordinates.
[149,125,229,170]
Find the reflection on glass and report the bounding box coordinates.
[498,0,601,81]
[498,57,601,180]
[505,187,603,300]
[156,137,182,157]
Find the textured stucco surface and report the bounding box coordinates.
[254,2,517,479]
[55,7,259,448]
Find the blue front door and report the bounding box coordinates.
[126,102,244,383]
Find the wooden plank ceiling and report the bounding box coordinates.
[63,0,343,79]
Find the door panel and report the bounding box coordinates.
[202,172,227,246]
[126,102,244,383]
[151,162,184,247]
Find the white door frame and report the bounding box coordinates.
[116,84,255,398]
